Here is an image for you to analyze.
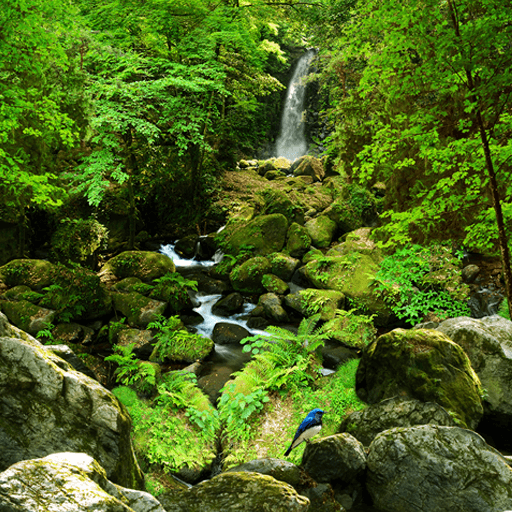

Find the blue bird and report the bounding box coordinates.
[284,408,325,456]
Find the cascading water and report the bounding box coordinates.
[275,49,316,161]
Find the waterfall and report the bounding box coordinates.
[275,50,315,161]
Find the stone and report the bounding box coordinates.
[262,274,290,295]
[461,264,481,283]
[0,335,143,489]
[117,328,155,359]
[211,292,244,317]
[367,425,512,512]
[292,155,325,182]
[286,223,312,259]
[102,251,176,281]
[226,458,303,487]
[356,328,483,429]
[268,252,301,282]
[305,215,337,248]
[0,259,55,290]
[223,214,289,256]
[296,288,345,321]
[0,452,164,512]
[212,322,251,345]
[301,434,366,485]
[339,397,456,446]
[159,471,310,512]
[230,256,272,294]
[0,300,56,336]
[258,293,289,323]
[436,315,512,450]
[112,291,167,328]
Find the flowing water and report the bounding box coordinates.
[275,49,316,161]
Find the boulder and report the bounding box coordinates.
[262,274,290,295]
[268,252,301,282]
[301,434,366,485]
[112,291,167,328]
[436,315,512,449]
[212,322,251,345]
[211,292,244,317]
[230,256,272,294]
[117,328,155,359]
[305,215,337,248]
[226,458,303,487]
[286,223,312,259]
[258,293,289,323]
[356,328,483,429]
[159,471,310,512]
[292,155,325,182]
[0,300,56,336]
[367,425,512,512]
[338,397,456,447]
[295,289,345,321]
[0,259,54,290]
[0,334,143,489]
[102,251,176,281]
[223,214,289,256]
[0,452,164,512]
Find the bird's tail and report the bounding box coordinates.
[284,445,292,457]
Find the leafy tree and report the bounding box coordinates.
[322,0,512,313]
[0,0,84,255]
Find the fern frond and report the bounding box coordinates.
[297,313,322,338]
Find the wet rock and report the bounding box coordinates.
[367,425,512,512]
[259,293,289,323]
[338,397,456,447]
[212,322,251,345]
[211,292,244,317]
[230,256,272,294]
[305,215,337,248]
[0,452,163,512]
[462,264,481,283]
[286,223,312,259]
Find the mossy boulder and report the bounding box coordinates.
[149,276,194,314]
[292,155,325,182]
[230,256,272,294]
[112,291,167,328]
[262,274,290,295]
[304,251,391,325]
[160,472,310,512]
[258,293,289,323]
[102,251,175,281]
[223,214,289,257]
[305,216,337,249]
[296,289,345,321]
[258,189,304,225]
[0,259,54,291]
[327,228,379,257]
[356,328,484,429]
[0,300,56,336]
[286,223,312,259]
[268,252,300,282]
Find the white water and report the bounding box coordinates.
[159,243,223,268]
[275,50,316,161]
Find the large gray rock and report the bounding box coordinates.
[0,331,143,489]
[159,471,310,512]
[339,397,456,447]
[436,315,512,448]
[0,452,164,512]
[226,458,303,487]
[301,434,366,484]
[367,425,512,512]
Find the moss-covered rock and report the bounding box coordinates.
[304,251,391,324]
[305,216,337,249]
[223,214,289,257]
[230,256,272,294]
[297,289,345,321]
[0,299,55,335]
[112,291,167,328]
[292,155,325,182]
[102,251,175,281]
[356,328,484,429]
[268,252,300,281]
[160,471,310,512]
[258,293,289,323]
[0,259,54,290]
[286,223,312,259]
[258,189,304,225]
[262,274,290,295]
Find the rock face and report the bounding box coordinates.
[103,251,176,281]
[339,397,456,447]
[356,328,483,429]
[367,425,512,512]
[159,471,310,512]
[0,330,143,489]
[0,452,164,512]
[436,315,512,449]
